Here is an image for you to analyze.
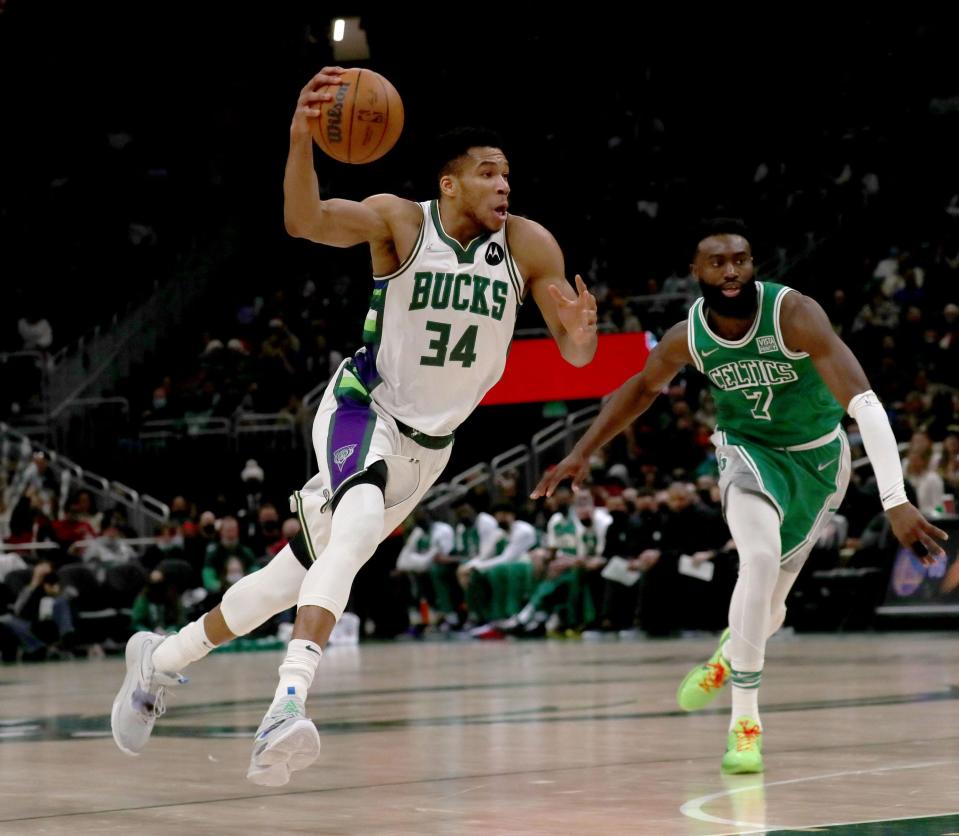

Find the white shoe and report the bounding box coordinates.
[110,631,186,756]
[246,695,320,787]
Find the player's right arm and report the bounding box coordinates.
[284,67,394,247]
[531,321,693,497]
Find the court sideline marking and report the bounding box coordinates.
[681,757,959,833]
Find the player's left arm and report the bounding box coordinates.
[780,291,947,562]
[508,217,598,367]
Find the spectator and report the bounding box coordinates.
[131,568,186,634]
[202,516,255,595]
[902,440,945,517]
[248,502,282,558]
[141,522,187,573]
[51,492,98,551]
[80,518,136,565]
[0,561,75,660]
[460,504,538,633]
[266,518,301,560]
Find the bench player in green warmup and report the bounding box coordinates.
[533,218,947,774]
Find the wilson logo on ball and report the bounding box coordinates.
[326,82,350,144]
[312,68,404,164]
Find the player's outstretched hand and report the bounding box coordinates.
[531,453,589,499]
[886,502,948,565]
[547,275,597,347]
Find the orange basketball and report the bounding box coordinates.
[311,68,404,164]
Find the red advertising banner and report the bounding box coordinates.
[481,332,653,405]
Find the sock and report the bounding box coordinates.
[151,615,216,674]
[730,666,762,730]
[273,639,322,706]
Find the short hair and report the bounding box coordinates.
[450,494,475,511]
[490,502,516,515]
[691,217,751,261]
[434,127,505,180]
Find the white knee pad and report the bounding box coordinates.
[220,544,305,636]
[297,483,385,620]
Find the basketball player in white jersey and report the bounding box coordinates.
[110,66,598,786]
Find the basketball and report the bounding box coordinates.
[311,68,404,164]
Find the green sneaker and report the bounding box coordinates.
[721,717,764,774]
[676,627,731,711]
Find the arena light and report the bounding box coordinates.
[330,16,370,60]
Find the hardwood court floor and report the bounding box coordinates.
[1,633,958,835]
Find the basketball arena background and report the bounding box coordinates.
[1,5,958,655]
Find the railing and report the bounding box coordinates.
[139,416,231,441]
[44,226,235,416]
[0,423,170,537]
[49,396,130,452]
[3,536,164,553]
[423,402,605,515]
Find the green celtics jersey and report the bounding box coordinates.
[687,281,843,448]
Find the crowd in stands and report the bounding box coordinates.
[3,341,959,661]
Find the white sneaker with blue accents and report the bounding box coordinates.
[246,694,321,787]
[111,631,186,756]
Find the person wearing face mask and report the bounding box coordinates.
[505,489,610,637]
[131,569,186,634]
[582,493,644,634]
[430,496,500,630]
[182,510,217,578]
[142,386,174,423]
[169,496,193,527]
[460,503,538,637]
[249,503,283,559]
[395,506,455,628]
[202,517,256,598]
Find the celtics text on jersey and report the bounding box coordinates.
[687,281,844,448]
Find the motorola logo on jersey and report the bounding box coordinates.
[485,242,505,266]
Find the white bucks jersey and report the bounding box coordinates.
[351,199,524,436]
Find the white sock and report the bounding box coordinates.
[273,638,322,706]
[151,615,216,674]
[730,673,762,730]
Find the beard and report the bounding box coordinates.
[699,277,759,319]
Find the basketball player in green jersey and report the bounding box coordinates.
[533,218,947,774]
